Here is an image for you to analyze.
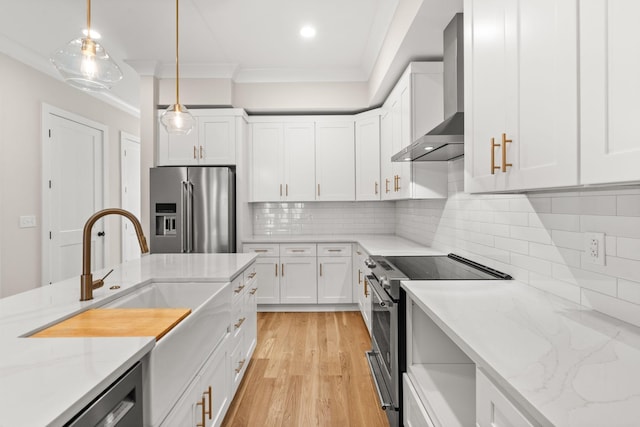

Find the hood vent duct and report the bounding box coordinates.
[392,13,464,162]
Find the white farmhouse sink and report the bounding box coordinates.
[104,282,231,427]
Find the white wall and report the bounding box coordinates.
[0,52,139,297]
[396,158,640,327]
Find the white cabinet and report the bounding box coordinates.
[403,374,436,427]
[355,112,381,201]
[464,0,579,192]
[353,244,371,332]
[252,256,279,304]
[580,0,640,185]
[197,343,229,427]
[315,120,356,201]
[281,256,317,304]
[317,244,352,304]
[157,110,241,166]
[250,122,316,202]
[476,368,534,427]
[380,63,448,200]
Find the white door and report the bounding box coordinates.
[250,122,284,202]
[317,256,352,304]
[280,257,317,304]
[380,107,394,200]
[157,113,199,166]
[45,110,104,284]
[254,256,280,304]
[355,115,381,201]
[315,121,355,201]
[121,132,141,262]
[284,122,316,201]
[200,116,236,165]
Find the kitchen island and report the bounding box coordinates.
[0,253,256,427]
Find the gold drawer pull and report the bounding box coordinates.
[281,263,284,276]
[319,263,323,276]
[200,146,203,159]
[204,386,212,420]
[327,249,342,252]
[375,181,379,195]
[317,183,321,196]
[280,184,283,197]
[249,287,258,295]
[286,183,289,196]
[196,396,206,427]
[501,133,513,172]
[291,249,306,253]
[358,269,362,284]
[193,145,197,160]
[490,137,501,174]
[234,284,245,293]
[364,278,369,297]
[275,263,278,277]
[253,249,268,253]
[248,272,256,279]
[385,178,390,193]
[234,317,246,329]
[235,359,246,373]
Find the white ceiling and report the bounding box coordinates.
[0,0,462,112]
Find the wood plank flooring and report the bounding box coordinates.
[222,312,390,427]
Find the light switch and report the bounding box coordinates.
[19,215,37,228]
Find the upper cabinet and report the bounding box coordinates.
[355,111,382,201]
[464,0,579,193]
[157,109,243,166]
[315,120,355,201]
[580,0,640,185]
[381,63,448,200]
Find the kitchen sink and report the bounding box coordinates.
[105,281,232,427]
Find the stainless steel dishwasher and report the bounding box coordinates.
[65,362,143,427]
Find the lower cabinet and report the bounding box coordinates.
[353,244,371,332]
[476,368,534,427]
[318,244,352,304]
[403,374,435,427]
[280,256,317,304]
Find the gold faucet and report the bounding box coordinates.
[80,208,149,301]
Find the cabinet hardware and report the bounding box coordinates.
[204,386,212,420]
[254,249,268,253]
[235,359,246,373]
[200,146,203,159]
[196,396,206,427]
[490,137,501,174]
[356,251,362,255]
[396,175,401,192]
[317,184,321,197]
[286,184,289,196]
[375,181,379,195]
[193,145,197,159]
[291,249,306,253]
[234,317,246,329]
[393,175,397,192]
[280,184,283,197]
[358,269,362,284]
[248,272,257,279]
[328,249,341,252]
[249,287,258,295]
[501,133,513,172]
[282,264,285,276]
[234,284,245,293]
[275,263,278,277]
[385,179,390,193]
[364,278,369,297]
[320,263,323,276]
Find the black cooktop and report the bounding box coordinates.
[375,254,512,281]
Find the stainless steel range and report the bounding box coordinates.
[364,253,511,427]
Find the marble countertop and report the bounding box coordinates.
[0,252,256,427]
[242,234,445,256]
[402,279,640,427]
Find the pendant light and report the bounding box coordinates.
[50,0,123,91]
[161,0,195,135]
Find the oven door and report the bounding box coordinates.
[365,275,399,425]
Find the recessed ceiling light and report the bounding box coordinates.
[82,28,102,39]
[424,146,434,151]
[300,25,316,39]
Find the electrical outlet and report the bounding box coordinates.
[19,215,37,228]
[585,232,606,266]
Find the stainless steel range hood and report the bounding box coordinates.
[392,13,464,162]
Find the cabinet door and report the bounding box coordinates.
[476,369,534,427]
[318,256,353,304]
[253,256,280,304]
[157,120,199,166]
[159,373,199,427]
[199,346,229,427]
[284,122,316,201]
[380,108,395,200]
[251,123,284,202]
[244,280,258,360]
[581,0,640,185]
[315,121,356,201]
[200,116,236,165]
[280,256,317,304]
[355,115,381,201]
[395,79,412,199]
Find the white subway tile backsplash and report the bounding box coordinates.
[617,238,640,261]
[529,213,580,232]
[618,195,640,217]
[529,243,581,267]
[510,253,552,276]
[581,215,640,238]
[618,279,640,305]
[529,272,581,304]
[581,289,640,328]
[550,230,584,251]
[495,237,529,255]
[552,263,617,296]
[510,225,552,244]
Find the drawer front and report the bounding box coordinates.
[476,369,535,427]
[243,263,257,285]
[317,243,352,257]
[231,275,245,304]
[403,374,436,427]
[243,243,279,257]
[280,243,316,257]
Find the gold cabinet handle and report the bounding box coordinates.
[396,175,401,192]
[375,181,379,195]
[249,287,258,295]
[317,184,321,197]
[234,284,245,294]
[490,137,501,174]
[254,249,268,253]
[234,317,246,329]
[280,184,283,197]
[235,358,246,373]
[291,249,306,253]
[501,133,513,172]
[275,263,278,277]
[193,145,197,159]
[204,386,212,420]
[364,278,369,297]
[358,269,362,284]
[286,184,289,197]
[385,179,390,193]
[248,272,256,279]
[281,263,284,276]
[319,263,323,276]
[200,145,203,159]
[196,396,206,427]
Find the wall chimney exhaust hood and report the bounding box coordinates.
[392,13,464,162]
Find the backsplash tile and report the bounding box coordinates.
[395,157,640,327]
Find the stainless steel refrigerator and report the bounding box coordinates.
[150,166,236,253]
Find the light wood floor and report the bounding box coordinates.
[221,311,390,427]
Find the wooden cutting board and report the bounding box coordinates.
[31,308,191,341]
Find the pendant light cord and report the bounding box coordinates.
[86,0,92,40]
[175,0,180,106]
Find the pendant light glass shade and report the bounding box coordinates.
[50,37,123,91]
[161,0,194,135]
[50,0,123,91]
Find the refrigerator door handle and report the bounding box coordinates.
[181,181,189,253]
[187,181,194,253]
